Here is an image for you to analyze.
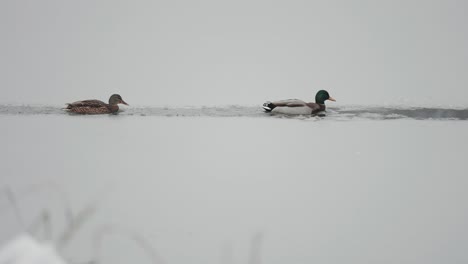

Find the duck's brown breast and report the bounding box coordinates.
[107,104,119,113]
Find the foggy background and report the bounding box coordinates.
[1,0,467,107]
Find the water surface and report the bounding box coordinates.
[1,109,468,264]
[1,104,468,120]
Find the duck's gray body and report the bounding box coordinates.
[263,99,325,115]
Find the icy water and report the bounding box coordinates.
[1,105,468,264]
[1,104,468,120]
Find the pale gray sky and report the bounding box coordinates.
[1,0,467,106]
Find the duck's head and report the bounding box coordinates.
[109,94,129,106]
[315,90,336,104]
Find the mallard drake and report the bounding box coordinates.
[65,94,129,114]
[263,90,335,115]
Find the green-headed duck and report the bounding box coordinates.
[263,90,335,115]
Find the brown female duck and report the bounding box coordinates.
[65,94,129,114]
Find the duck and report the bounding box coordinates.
[262,90,335,115]
[65,94,129,114]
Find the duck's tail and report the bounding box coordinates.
[64,103,72,110]
[262,102,276,112]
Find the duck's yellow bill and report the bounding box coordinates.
[328,97,336,102]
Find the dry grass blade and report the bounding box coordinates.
[27,209,52,240]
[2,186,25,228]
[56,202,98,249]
[248,232,264,264]
[91,225,165,264]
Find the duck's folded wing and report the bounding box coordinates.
[68,100,106,108]
[272,99,307,107]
